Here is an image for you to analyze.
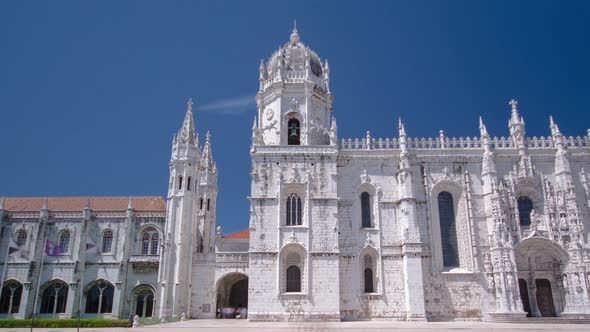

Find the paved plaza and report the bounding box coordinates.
[2,319,590,332]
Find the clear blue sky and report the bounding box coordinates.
[1,1,589,234]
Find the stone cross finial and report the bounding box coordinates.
[509,98,518,110]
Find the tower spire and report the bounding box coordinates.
[201,130,215,170]
[178,98,197,145]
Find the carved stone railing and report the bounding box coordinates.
[215,253,249,264]
[340,135,590,151]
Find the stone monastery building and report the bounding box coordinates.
[2,27,590,322]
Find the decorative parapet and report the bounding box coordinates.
[340,135,590,151]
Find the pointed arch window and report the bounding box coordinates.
[85,281,114,314]
[518,196,534,227]
[187,176,191,191]
[58,230,70,254]
[178,176,183,190]
[40,280,68,314]
[288,119,301,145]
[361,192,372,228]
[16,230,27,247]
[102,230,113,254]
[0,280,23,314]
[438,191,459,267]
[286,193,302,226]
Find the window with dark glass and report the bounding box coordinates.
[438,191,459,267]
[58,231,70,254]
[286,266,301,292]
[0,281,23,314]
[178,176,183,190]
[288,119,301,145]
[364,268,374,293]
[187,176,191,191]
[361,192,372,228]
[286,193,302,226]
[200,198,203,210]
[141,233,150,255]
[16,230,27,247]
[518,196,534,227]
[85,281,114,314]
[150,234,159,255]
[102,230,113,254]
[40,281,68,314]
[207,199,210,211]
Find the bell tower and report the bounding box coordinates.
[254,24,336,147]
[248,25,341,321]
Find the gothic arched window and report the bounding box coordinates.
[40,280,68,314]
[0,280,23,314]
[134,287,155,318]
[187,176,191,191]
[16,230,27,247]
[438,191,459,267]
[286,266,301,292]
[361,192,372,228]
[141,233,150,255]
[288,118,301,145]
[102,230,113,254]
[58,230,70,254]
[85,281,114,314]
[286,193,302,226]
[150,233,159,255]
[518,196,534,227]
[178,176,183,190]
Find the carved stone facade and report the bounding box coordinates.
[2,26,590,322]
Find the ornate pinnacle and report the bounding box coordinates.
[127,196,134,210]
[201,130,214,170]
[290,20,300,44]
[42,197,48,211]
[398,117,406,136]
[550,115,561,136]
[187,98,193,113]
[0,197,5,210]
[479,116,489,137]
[178,98,197,145]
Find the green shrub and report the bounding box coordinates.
[0,318,131,328]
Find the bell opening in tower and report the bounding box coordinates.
[288,118,301,145]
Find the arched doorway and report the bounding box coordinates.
[514,237,568,317]
[216,273,248,318]
[130,285,155,318]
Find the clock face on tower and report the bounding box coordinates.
[266,109,274,121]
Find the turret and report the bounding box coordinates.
[157,99,202,320]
